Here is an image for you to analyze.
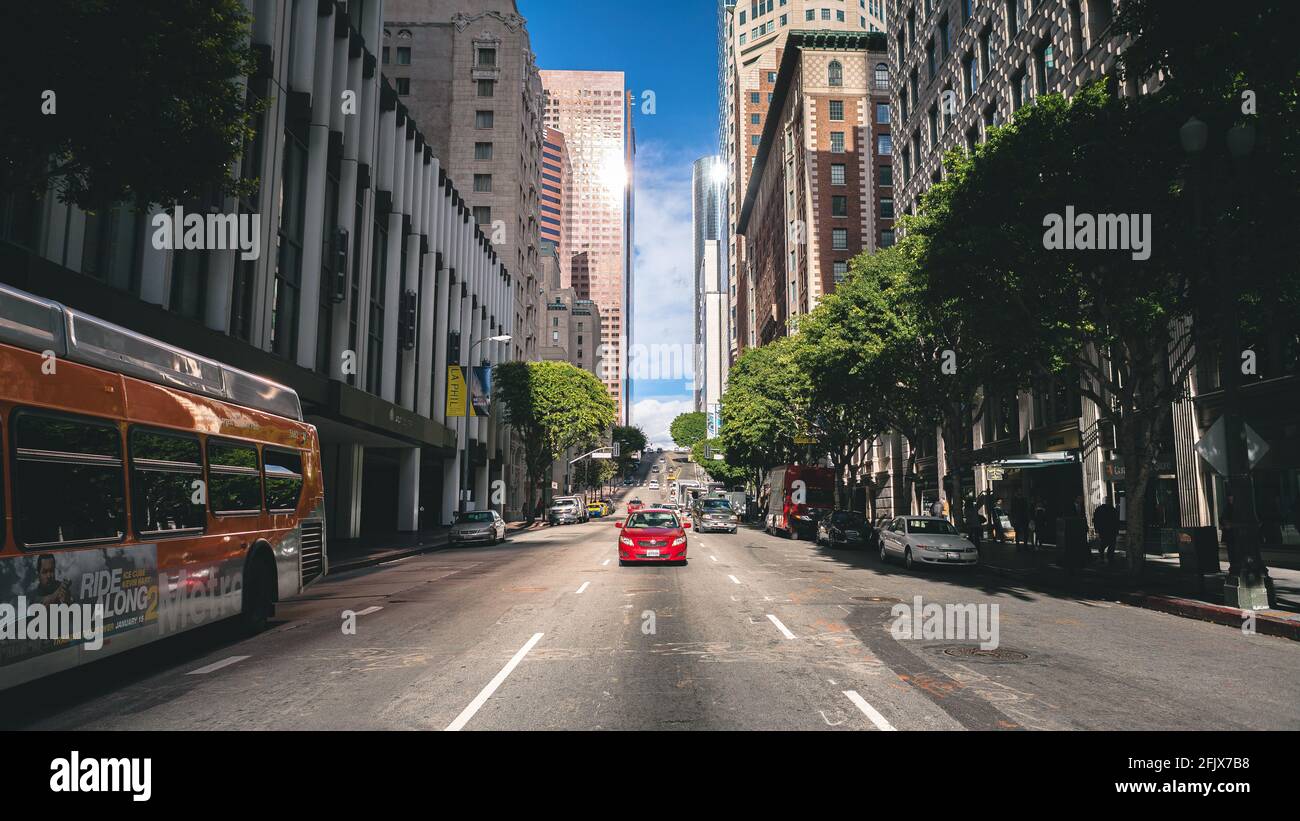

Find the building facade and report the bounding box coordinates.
[718,0,886,358]
[539,69,635,424]
[738,30,893,344]
[541,127,568,277]
[0,0,517,537]
[380,0,544,519]
[692,155,726,413]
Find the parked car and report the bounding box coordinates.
[816,510,872,549]
[587,502,605,518]
[616,508,692,565]
[691,497,739,533]
[878,515,978,569]
[547,498,581,525]
[450,510,506,545]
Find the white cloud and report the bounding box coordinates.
[631,396,696,448]
[631,140,700,381]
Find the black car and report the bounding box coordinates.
[816,510,873,549]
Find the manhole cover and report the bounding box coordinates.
[942,646,1028,662]
[852,596,902,603]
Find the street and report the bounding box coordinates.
[6,457,1298,732]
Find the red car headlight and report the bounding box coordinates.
[620,536,634,547]
[671,535,686,547]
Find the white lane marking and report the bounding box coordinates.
[728,574,741,584]
[843,690,897,731]
[187,656,250,676]
[356,606,384,616]
[446,633,545,732]
[575,581,590,594]
[767,614,797,640]
[602,559,611,566]
[828,679,837,685]
[381,555,415,565]
[710,555,718,562]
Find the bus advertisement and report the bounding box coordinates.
[0,284,326,690]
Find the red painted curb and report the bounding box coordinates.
[1119,593,1300,641]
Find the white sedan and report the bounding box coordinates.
[878,516,979,569]
[648,480,660,490]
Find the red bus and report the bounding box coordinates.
[0,284,326,690]
[762,465,836,540]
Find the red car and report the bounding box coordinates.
[626,498,645,514]
[617,508,691,566]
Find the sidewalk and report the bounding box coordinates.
[976,539,1300,641]
[328,520,548,573]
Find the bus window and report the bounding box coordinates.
[208,440,261,516]
[12,410,126,548]
[264,449,304,512]
[130,428,205,537]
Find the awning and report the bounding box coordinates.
[983,452,1080,470]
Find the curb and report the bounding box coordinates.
[980,560,1300,642]
[1116,592,1300,641]
[328,522,548,574]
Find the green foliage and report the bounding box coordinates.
[1,0,265,211]
[718,337,809,484]
[690,438,747,487]
[495,361,616,515]
[669,412,708,449]
[611,425,648,473]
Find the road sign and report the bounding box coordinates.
[1195,416,1268,476]
[591,451,613,460]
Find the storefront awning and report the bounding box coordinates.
[984,452,1080,469]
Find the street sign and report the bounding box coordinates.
[591,451,613,460]
[795,435,817,445]
[1195,416,1268,476]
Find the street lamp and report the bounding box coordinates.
[1181,116,1271,609]
[459,334,512,516]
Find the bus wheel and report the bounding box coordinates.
[240,555,275,635]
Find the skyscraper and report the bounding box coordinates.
[718,0,885,356]
[692,155,726,413]
[540,70,635,423]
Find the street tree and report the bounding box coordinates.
[494,361,616,521]
[1,0,263,212]
[718,337,809,492]
[690,437,748,488]
[669,412,708,450]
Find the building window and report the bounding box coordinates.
[829,100,844,121]
[928,104,939,145]
[831,163,846,185]
[1036,40,1055,94]
[476,110,494,128]
[828,60,843,87]
[478,79,495,97]
[874,62,889,90]
[272,132,307,361]
[926,38,936,80]
[806,9,815,20]
[768,71,777,83]
[881,228,895,247]
[752,113,762,124]
[475,142,494,160]
[478,47,496,67]
[830,131,845,152]
[751,135,761,146]
[474,206,491,225]
[474,174,492,192]
[939,15,950,58]
[396,46,411,65]
[832,228,848,250]
[880,198,894,219]
[833,261,849,283]
[751,92,761,104]
[877,133,892,155]
[879,165,892,186]
[382,47,389,64]
[831,195,848,217]
[876,102,890,124]
[965,51,979,97]
[395,77,410,96]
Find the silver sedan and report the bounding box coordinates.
[450,510,506,545]
[878,516,978,569]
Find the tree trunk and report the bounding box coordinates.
[1120,425,1152,581]
[945,413,965,529]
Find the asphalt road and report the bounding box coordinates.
[6,452,1299,731]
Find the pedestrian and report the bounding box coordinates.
[930,497,944,517]
[992,497,1008,543]
[1093,497,1119,564]
[963,499,985,552]
[1032,497,1049,548]
[1011,495,1029,547]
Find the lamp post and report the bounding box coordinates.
[1180,116,1271,609]
[460,334,511,516]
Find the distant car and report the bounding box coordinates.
[691,497,738,533]
[627,498,645,514]
[450,510,506,545]
[652,465,660,473]
[816,510,873,549]
[648,480,660,490]
[617,508,692,566]
[587,502,606,518]
[547,498,581,525]
[878,515,978,569]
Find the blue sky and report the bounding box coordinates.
[520,0,719,445]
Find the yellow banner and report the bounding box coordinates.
[446,365,470,417]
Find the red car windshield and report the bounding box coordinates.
[625,512,679,529]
